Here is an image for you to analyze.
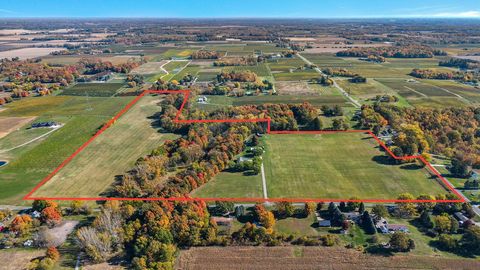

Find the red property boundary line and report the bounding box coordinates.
[23,90,465,203]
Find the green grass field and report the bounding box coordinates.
[61,83,125,97]
[171,65,201,81]
[263,132,448,199]
[0,96,134,204]
[191,171,263,198]
[30,95,177,198]
[223,63,271,77]
[376,78,468,108]
[231,95,352,107]
[304,54,447,79]
[336,79,411,107]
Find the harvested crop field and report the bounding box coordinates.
[0,249,45,270]
[175,246,480,270]
[130,60,169,74]
[275,81,314,95]
[0,116,35,139]
[0,47,65,59]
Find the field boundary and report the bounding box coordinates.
[24,90,464,203]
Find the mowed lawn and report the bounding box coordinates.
[191,171,263,199]
[31,95,177,198]
[263,132,447,199]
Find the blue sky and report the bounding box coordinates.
[0,0,479,18]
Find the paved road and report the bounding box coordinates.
[296,53,361,108]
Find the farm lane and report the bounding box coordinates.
[297,53,361,108]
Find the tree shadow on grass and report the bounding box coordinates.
[371,155,396,165]
[399,163,423,170]
[365,245,395,256]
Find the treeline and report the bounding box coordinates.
[410,68,479,82]
[0,58,78,85]
[439,58,480,70]
[337,45,447,59]
[213,56,257,67]
[78,58,143,74]
[216,70,258,82]
[322,68,358,77]
[191,50,220,59]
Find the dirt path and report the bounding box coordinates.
[261,163,268,199]
[429,83,471,104]
[0,125,62,153]
[297,53,361,108]
[404,86,428,98]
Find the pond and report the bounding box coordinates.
[0,161,7,167]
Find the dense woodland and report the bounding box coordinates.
[336,45,447,58]
[410,68,479,82]
[362,104,480,172]
[439,58,480,70]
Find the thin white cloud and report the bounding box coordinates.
[430,10,480,18]
[0,9,16,14]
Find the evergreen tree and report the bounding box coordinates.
[419,210,434,229]
[362,211,376,234]
[358,202,365,214]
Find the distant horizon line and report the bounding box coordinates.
[0,16,480,20]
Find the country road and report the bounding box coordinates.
[297,53,361,108]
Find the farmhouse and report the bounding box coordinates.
[388,224,409,233]
[375,217,409,234]
[31,121,61,128]
[197,96,208,103]
[454,212,470,225]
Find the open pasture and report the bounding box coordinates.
[61,83,124,97]
[263,132,447,200]
[30,95,177,198]
[222,63,271,77]
[0,96,134,204]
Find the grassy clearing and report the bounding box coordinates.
[263,132,447,199]
[41,54,141,65]
[191,171,263,198]
[171,65,201,81]
[196,71,219,82]
[31,96,177,198]
[231,95,352,107]
[272,70,319,81]
[267,57,305,72]
[161,61,190,81]
[305,54,447,79]
[61,83,124,97]
[222,63,271,77]
[161,49,194,59]
[130,61,169,75]
[376,78,467,108]
[0,96,134,204]
[0,96,70,117]
[421,79,480,104]
[336,79,411,107]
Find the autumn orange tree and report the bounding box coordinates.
[9,214,33,236]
